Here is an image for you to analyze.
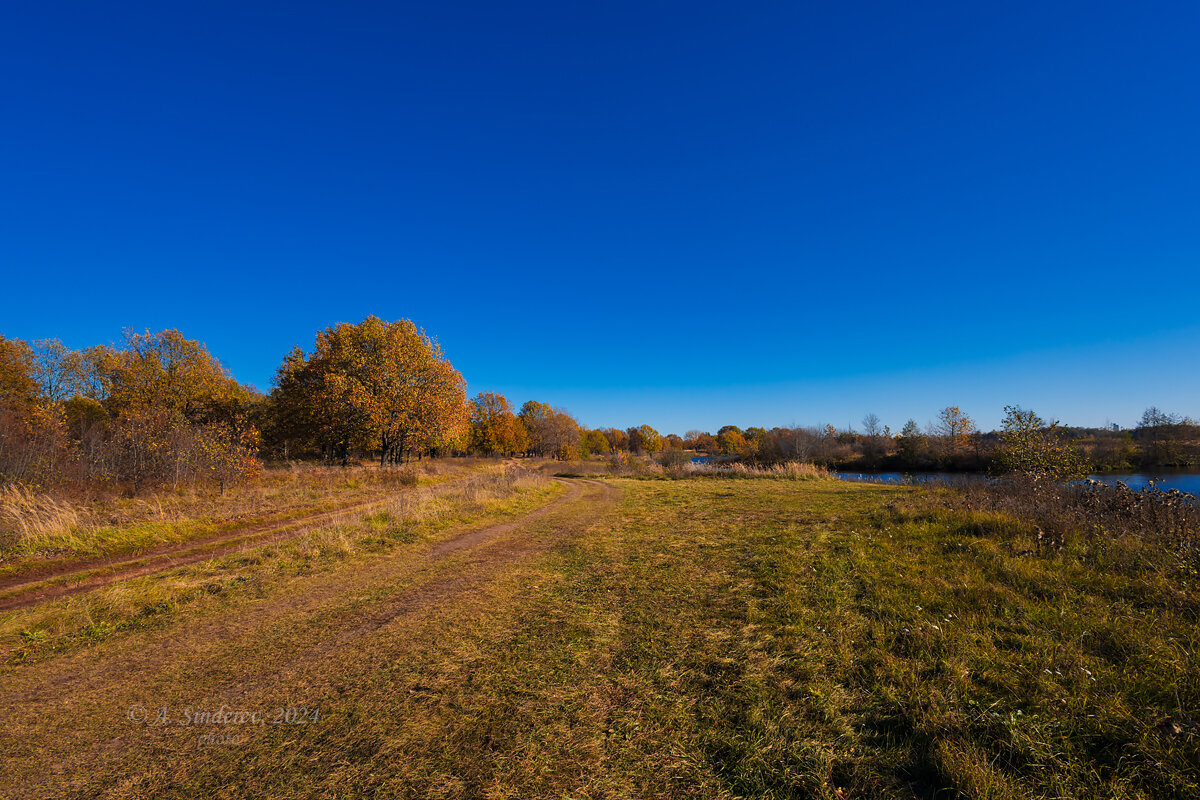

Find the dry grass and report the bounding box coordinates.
[944,474,1200,578]
[0,459,496,563]
[4,474,1196,797]
[680,459,831,480]
[551,456,830,481]
[2,463,555,663]
[0,485,84,550]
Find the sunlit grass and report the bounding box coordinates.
[1,466,558,663]
[312,477,1195,798]
[0,459,498,568]
[3,475,1196,798]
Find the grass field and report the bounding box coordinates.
[1,472,1196,798]
[0,460,490,572]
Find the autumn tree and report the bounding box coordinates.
[101,330,260,489]
[993,405,1089,480]
[934,406,974,445]
[518,401,554,456]
[72,344,114,402]
[0,331,261,491]
[0,336,54,483]
[363,320,467,463]
[0,336,38,411]
[641,425,662,452]
[269,335,371,465]
[268,318,466,466]
[29,339,85,403]
[105,329,246,423]
[267,346,329,460]
[627,424,661,454]
[581,429,610,456]
[409,359,469,457]
[601,427,629,453]
[543,409,582,460]
[469,392,524,455]
[934,405,976,465]
[717,429,749,457]
[63,395,107,441]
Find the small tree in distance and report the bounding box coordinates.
[627,424,661,454]
[993,405,1090,481]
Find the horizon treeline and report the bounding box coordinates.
[687,405,1200,474]
[2,318,1197,494]
[0,319,671,493]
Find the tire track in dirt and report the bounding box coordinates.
[0,478,623,798]
[208,478,610,703]
[0,474,485,611]
[0,478,615,707]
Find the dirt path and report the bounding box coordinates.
[0,474,485,611]
[0,478,620,798]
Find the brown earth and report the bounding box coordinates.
[0,477,619,798]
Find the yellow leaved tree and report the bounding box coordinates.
[271,317,466,465]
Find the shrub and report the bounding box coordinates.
[656,448,690,469]
[948,475,1199,574]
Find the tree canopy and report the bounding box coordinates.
[271,317,467,465]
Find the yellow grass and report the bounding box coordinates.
[0,459,503,560]
[0,484,84,548]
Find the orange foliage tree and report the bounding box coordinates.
[1,331,262,491]
[469,392,525,455]
[270,317,466,465]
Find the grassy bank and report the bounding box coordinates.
[311,477,1194,798]
[1,475,1196,798]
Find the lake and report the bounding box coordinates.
[833,471,1200,495]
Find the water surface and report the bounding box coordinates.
[834,471,1200,495]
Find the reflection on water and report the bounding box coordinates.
[833,471,1200,495]
[688,456,1200,495]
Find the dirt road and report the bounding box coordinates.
[0,478,620,798]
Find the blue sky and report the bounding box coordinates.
[2,1,1197,433]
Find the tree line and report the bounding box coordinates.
[0,318,671,493]
[3,318,1195,493]
[0,329,260,492]
[681,405,1200,474]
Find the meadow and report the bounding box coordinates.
[0,463,1196,798]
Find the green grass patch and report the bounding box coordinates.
[261,477,1195,798]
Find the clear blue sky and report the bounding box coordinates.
[2,1,1197,434]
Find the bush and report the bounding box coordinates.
[396,466,419,487]
[948,475,1199,574]
[656,448,690,469]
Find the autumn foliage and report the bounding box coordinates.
[0,331,260,492]
[468,392,525,456]
[1,316,669,498]
[268,317,467,465]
